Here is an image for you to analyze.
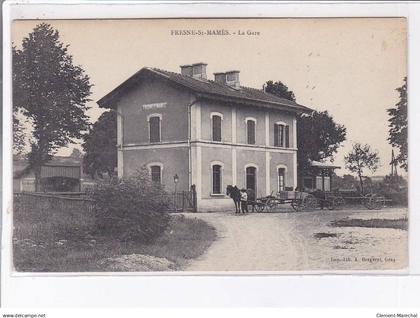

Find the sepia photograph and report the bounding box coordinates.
[11,18,408,273]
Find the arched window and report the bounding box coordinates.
[147,162,163,183]
[245,165,257,194]
[212,164,222,194]
[274,122,289,148]
[150,166,162,183]
[148,114,162,143]
[246,118,256,145]
[211,113,223,142]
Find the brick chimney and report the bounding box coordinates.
[225,70,240,89]
[214,72,226,85]
[192,62,207,79]
[180,64,193,76]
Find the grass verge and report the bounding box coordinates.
[13,213,216,272]
[330,217,408,231]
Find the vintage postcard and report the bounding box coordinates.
[11,18,408,273]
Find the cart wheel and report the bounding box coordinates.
[366,196,377,210]
[372,196,385,210]
[255,203,264,213]
[292,201,303,212]
[265,199,275,212]
[303,194,318,211]
[331,197,345,210]
[365,195,383,210]
[363,195,385,210]
[362,194,374,210]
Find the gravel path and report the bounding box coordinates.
[185,207,408,272]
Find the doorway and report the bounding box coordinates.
[246,166,257,193]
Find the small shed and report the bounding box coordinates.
[14,156,83,193]
[301,160,341,192]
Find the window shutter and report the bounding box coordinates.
[213,116,222,142]
[274,124,279,146]
[247,120,255,144]
[285,125,290,148]
[149,117,161,142]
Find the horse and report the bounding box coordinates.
[226,185,241,213]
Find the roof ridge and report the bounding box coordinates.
[241,85,300,104]
[151,67,215,84]
[153,67,263,92]
[98,66,313,113]
[240,84,262,91]
[153,67,299,102]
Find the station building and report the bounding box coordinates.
[98,63,313,211]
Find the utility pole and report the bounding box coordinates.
[390,149,398,181]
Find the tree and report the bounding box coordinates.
[70,148,82,159]
[82,111,117,179]
[13,23,92,190]
[12,47,27,156]
[332,173,358,190]
[264,80,296,101]
[344,143,380,194]
[387,77,407,171]
[13,111,26,156]
[297,111,347,175]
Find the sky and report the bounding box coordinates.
[12,18,407,176]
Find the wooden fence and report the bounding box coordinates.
[14,192,94,217]
[14,189,197,215]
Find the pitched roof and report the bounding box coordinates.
[310,160,341,170]
[13,156,82,179]
[97,67,313,113]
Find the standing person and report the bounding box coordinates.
[247,188,256,212]
[240,188,248,213]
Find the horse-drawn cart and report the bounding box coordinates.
[253,190,389,212]
[253,191,323,212]
[227,184,389,213]
[347,193,388,210]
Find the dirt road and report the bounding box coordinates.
[185,208,408,272]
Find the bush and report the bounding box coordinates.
[371,180,408,207]
[385,189,408,206]
[88,168,171,243]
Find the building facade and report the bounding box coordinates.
[98,63,312,211]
